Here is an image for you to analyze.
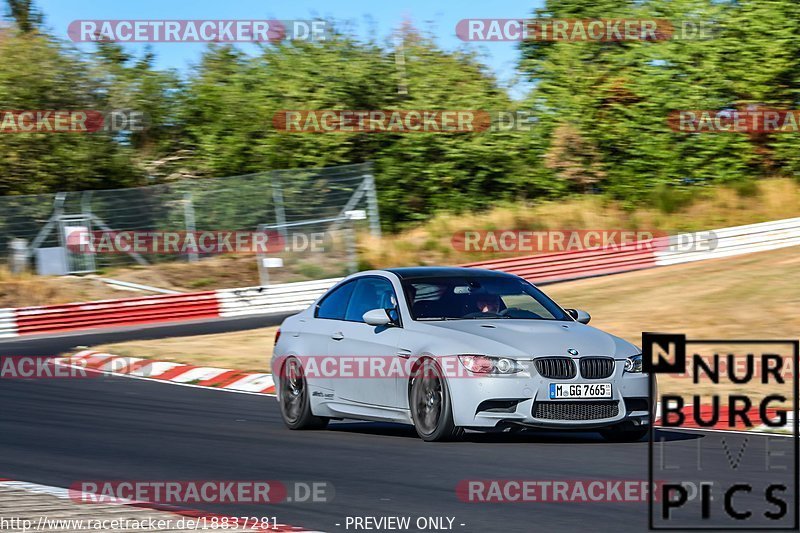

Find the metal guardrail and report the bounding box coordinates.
[216,278,341,318]
[466,217,800,284]
[12,291,221,335]
[463,243,657,284]
[654,217,800,266]
[0,309,17,338]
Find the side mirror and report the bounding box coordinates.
[363,308,393,326]
[566,308,591,324]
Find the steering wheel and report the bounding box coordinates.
[499,307,543,319]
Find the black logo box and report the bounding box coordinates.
[644,333,799,531]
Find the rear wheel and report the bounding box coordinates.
[599,424,649,442]
[409,359,463,442]
[279,357,328,430]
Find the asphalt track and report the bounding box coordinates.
[1,319,797,532]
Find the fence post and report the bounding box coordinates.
[345,219,357,274]
[77,191,98,272]
[25,192,66,263]
[183,192,198,263]
[344,209,367,274]
[271,173,289,243]
[8,238,28,273]
[364,172,381,238]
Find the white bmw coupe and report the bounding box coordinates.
[273,267,651,442]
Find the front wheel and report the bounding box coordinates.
[279,357,328,430]
[409,359,463,442]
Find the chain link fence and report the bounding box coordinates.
[0,162,380,280]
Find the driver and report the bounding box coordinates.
[475,294,502,314]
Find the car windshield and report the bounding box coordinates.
[401,276,570,321]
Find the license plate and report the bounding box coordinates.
[549,382,612,399]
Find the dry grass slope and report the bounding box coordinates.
[359,178,800,268]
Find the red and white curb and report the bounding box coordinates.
[55,350,276,396]
[0,479,319,532]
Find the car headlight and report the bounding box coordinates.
[625,354,643,373]
[458,355,523,375]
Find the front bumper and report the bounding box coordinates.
[446,358,651,429]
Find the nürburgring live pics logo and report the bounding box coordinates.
[644,332,798,530]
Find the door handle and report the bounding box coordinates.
[396,349,412,359]
[331,332,344,341]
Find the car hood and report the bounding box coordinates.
[414,319,639,359]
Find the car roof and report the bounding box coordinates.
[384,266,518,280]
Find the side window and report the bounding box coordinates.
[345,277,397,323]
[316,281,356,320]
[407,283,447,305]
[406,282,447,319]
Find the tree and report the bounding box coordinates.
[174,25,532,227]
[519,0,800,203]
[0,32,141,195]
[544,124,605,192]
[5,0,42,34]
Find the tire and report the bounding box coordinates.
[279,357,329,430]
[409,358,463,442]
[599,424,649,442]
